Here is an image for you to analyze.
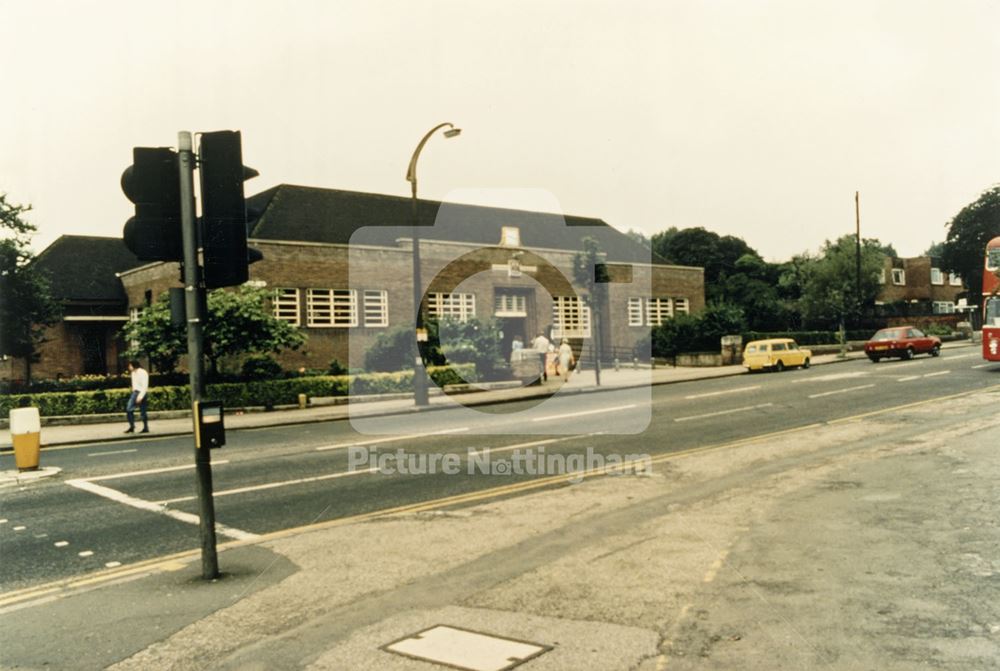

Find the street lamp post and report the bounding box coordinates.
[406,122,461,406]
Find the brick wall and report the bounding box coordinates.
[116,239,706,373]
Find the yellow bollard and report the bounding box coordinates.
[9,407,41,471]
[298,393,307,409]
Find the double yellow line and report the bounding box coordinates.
[3,383,998,611]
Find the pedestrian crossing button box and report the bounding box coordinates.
[194,400,226,449]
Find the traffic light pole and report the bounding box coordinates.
[178,131,220,580]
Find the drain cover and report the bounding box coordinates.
[382,624,551,671]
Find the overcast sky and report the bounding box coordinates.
[3,0,999,261]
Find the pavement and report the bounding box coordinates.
[1,363,997,670]
[1,348,878,453]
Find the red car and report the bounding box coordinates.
[865,326,941,362]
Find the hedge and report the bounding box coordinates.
[742,330,875,346]
[0,364,475,417]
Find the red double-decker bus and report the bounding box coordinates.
[983,236,1000,361]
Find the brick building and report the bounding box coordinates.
[120,185,705,371]
[1,236,140,382]
[876,255,965,315]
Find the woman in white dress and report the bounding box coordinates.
[558,339,574,381]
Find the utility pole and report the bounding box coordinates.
[178,131,219,580]
[855,191,862,315]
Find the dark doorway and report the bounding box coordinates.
[78,326,108,375]
[498,317,527,362]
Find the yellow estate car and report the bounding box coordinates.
[743,338,812,372]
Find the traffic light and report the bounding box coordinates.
[198,130,260,289]
[121,147,183,261]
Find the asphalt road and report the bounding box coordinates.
[2,347,998,593]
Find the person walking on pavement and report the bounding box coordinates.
[125,359,149,434]
[532,331,551,381]
[558,339,575,381]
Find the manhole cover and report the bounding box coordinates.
[382,624,551,671]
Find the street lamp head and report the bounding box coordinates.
[443,127,462,138]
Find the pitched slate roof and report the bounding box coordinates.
[247,184,663,264]
[34,235,141,304]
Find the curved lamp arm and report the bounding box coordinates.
[406,122,460,197]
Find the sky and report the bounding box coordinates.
[2,0,999,261]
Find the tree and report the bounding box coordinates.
[0,194,62,382]
[923,241,946,258]
[122,285,306,375]
[939,184,1000,305]
[800,235,885,325]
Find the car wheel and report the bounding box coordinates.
[903,347,915,361]
[802,358,810,369]
[775,360,785,372]
[930,344,940,357]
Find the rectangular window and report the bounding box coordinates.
[427,293,476,322]
[272,288,300,325]
[930,268,944,285]
[891,268,906,285]
[673,297,690,314]
[645,297,673,326]
[307,289,357,327]
[363,290,388,327]
[494,292,527,317]
[932,301,955,314]
[878,268,886,284]
[949,273,963,287]
[551,296,591,339]
[627,297,644,326]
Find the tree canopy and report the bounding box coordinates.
[122,285,306,375]
[0,194,62,379]
[799,235,886,323]
[939,184,1000,304]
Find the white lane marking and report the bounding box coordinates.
[808,384,875,399]
[476,433,599,457]
[87,448,138,457]
[78,551,93,557]
[66,478,257,541]
[674,403,773,423]
[899,370,951,382]
[54,541,69,547]
[154,466,380,505]
[792,372,869,384]
[531,404,637,422]
[315,427,470,452]
[946,353,981,360]
[685,385,761,400]
[13,526,26,531]
[105,561,122,568]
[0,519,8,524]
[83,461,230,482]
[972,363,994,369]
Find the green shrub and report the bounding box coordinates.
[0,364,476,417]
[328,359,348,376]
[742,330,875,346]
[241,354,284,381]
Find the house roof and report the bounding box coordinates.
[34,235,141,304]
[247,184,665,264]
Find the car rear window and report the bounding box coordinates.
[746,345,757,353]
[872,329,902,341]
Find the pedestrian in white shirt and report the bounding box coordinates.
[125,359,149,434]
[532,331,551,381]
